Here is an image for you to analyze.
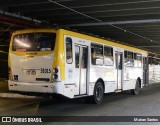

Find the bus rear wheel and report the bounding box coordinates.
[131,80,140,95]
[93,82,104,104]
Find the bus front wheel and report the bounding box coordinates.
[131,80,140,95]
[93,81,104,104]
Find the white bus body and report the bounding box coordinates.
[8,29,148,104]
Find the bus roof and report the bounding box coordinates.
[11,28,148,55]
[12,29,57,35]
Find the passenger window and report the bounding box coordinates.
[134,53,142,60]
[91,43,103,65]
[134,53,142,67]
[124,51,127,58]
[128,51,133,59]
[75,46,80,68]
[81,47,88,68]
[118,53,123,70]
[104,46,113,66]
[66,37,73,64]
[124,51,134,67]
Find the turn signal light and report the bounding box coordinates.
[54,68,59,73]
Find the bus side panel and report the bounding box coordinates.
[88,47,119,95]
[123,67,142,90]
[89,66,117,95]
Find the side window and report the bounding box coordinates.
[128,51,133,59]
[104,46,113,66]
[124,51,134,67]
[119,53,123,70]
[136,53,142,60]
[124,51,127,58]
[66,37,73,64]
[75,46,80,68]
[91,43,103,65]
[81,47,88,68]
[134,53,142,67]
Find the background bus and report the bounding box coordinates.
[8,29,148,104]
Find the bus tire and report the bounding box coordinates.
[92,81,104,104]
[131,80,140,95]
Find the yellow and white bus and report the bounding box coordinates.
[8,28,148,104]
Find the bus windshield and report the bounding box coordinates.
[12,32,56,52]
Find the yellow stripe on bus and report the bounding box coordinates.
[60,29,148,55]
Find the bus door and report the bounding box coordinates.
[115,51,123,90]
[75,45,88,95]
[143,57,149,86]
